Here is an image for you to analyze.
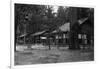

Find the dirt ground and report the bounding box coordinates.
[15,46,94,65]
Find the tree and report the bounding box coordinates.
[57,6,69,22]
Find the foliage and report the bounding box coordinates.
[15,4,70,36]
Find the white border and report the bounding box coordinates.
[11,0,95,8]
[11,0,95,69]
[11,0,14,68]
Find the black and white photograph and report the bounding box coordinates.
[14,3,94,65]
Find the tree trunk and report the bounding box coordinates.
[69,32,80,50]
[48,38,51,50]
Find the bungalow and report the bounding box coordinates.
[70,17,94,49]
[78,18,94,47]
